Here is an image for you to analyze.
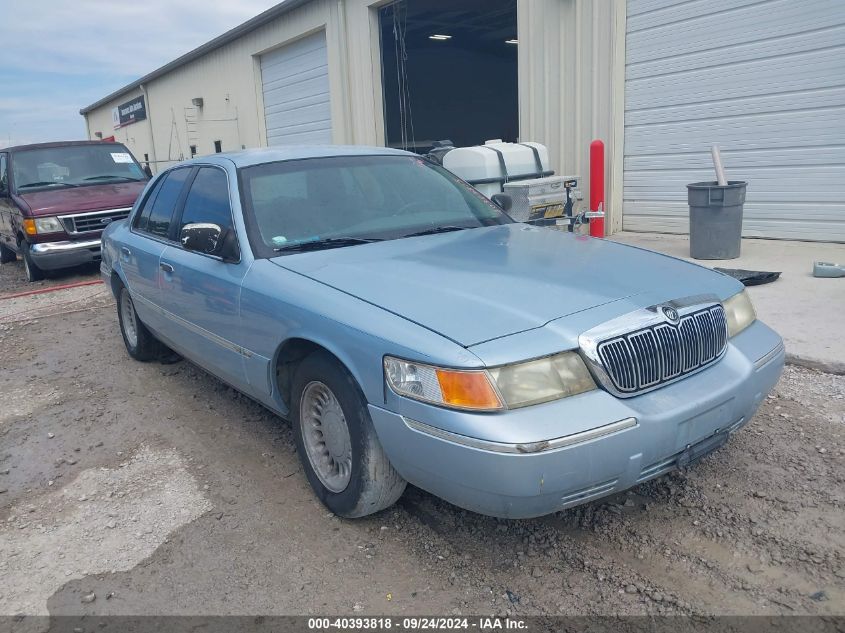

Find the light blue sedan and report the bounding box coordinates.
[101,146,785,519]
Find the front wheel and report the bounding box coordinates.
[292,351,406,518]
[22,245,44,282]
[117,285,162,361]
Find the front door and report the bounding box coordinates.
[157,166,249,390]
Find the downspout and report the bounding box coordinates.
[335,0,351,143]
[83,113,92,140]
[140,83,158,169]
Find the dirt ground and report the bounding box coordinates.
[0,258,843,619]
[0,256,101,296]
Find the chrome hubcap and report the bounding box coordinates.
[300,381,352,493]
[120,291,138,348]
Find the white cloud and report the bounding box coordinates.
[0,0,282,146]
[1,0,283,76]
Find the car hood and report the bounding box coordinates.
[271,224,740,347]
[16,181,146,216]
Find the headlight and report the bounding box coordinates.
[384,352,596,412]
[25,217,63,234]
[488,352,596,408]
[723,289,756,337]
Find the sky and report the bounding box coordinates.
[0,0,282,149]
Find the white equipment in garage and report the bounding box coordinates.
[442,140,552,198]
[437,140,584,229]
[503,175,581,225]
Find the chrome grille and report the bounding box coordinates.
[596,305,728,395]
[60,208,131,234]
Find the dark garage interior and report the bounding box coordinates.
[379,0,518,153]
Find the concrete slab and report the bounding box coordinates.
[609,232,845,374]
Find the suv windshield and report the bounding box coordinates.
[13,144,146,192]
[240,155,511,256]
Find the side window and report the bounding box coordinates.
[179,168,233,232]
[133,177,166,232]
[139,168,191,238]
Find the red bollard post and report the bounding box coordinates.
[589,139,605,238]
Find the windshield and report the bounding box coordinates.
[13,144,146,192]
[240,155,511,256]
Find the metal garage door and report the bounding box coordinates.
[260,31,332,146]
[623,0,845,242]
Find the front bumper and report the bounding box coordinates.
[370,320,785,518]
[29,239,101,271]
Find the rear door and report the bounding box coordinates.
[158,165,249,389]
[120,167,192,331]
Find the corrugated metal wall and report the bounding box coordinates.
[623,0,845,242]
[518,0,626,230]
[83,0,347,172]
[261,31,333,145]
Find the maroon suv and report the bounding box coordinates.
[0,141,148,281]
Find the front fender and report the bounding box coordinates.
[239,260,482,415]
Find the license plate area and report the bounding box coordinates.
[676,430,729,469]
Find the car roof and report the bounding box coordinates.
[186,145,416,169]
[2,140,127,153]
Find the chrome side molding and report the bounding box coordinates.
[402,416,637,454]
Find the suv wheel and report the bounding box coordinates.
[292,351,406,518]
[21,245,44,282]
[117,285,162,361]
[0,242,15,264]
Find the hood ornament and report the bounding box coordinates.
[661,305,680,324]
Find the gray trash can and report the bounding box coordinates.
[687,181,747,260]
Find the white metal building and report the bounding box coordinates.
[80,0,845,242]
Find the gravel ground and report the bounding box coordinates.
[0,278,842,619]
[0,254,100,296]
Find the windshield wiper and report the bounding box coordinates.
[82,175,145,182]
[401,226,469,238]
[17,181,79,189]
[273,237,383,253]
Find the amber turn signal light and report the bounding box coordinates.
[435,369,504,411]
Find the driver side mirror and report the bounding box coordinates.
[180,223,239,262]
[491,193,513,213]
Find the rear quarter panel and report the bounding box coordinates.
[101,174,157,289]
[100,219,129,291]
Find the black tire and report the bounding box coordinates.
[21,245,44,282]
[0,242,15,264]
[116,285,163,362]
[292,351,406,518]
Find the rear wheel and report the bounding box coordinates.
[0,242,15,264]
[21,245,44,282]
[117,285,162,361]
[292,351,406,518]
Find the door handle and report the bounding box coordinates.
[120,246,131,256]
[160,262,174,274]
